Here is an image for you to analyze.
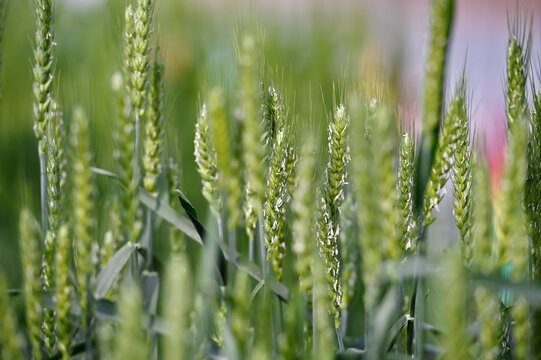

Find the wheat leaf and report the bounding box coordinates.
[94,242,136,299]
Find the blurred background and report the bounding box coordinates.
[0,0,540,290]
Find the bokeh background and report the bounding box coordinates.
[0,0,540,289]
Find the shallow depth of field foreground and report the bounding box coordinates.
[2,0,541,359]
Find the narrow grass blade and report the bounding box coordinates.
[94,242,136,299]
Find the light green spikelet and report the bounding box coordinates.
[55,225,72,360]
[417,0,454,202]
[512,297,530,360]
[423,87,464,225]
[163,255,192,360]
[316,104,350,327]
[340,195,359,309]
[194,104,221,216]
[70,107,96,329]
[20,208,42,359]
[474,287,500,360]
[0,273,25,360]
[240,35,266,213]
[113,285,148,360]
[143,54,165,195]
[292,140,317,299]
[122,5,135,84]
[32,0,55,151]
[398,131,417,253]
[452,80,473,264]
[441,251,472,360]
[207,87,242,229]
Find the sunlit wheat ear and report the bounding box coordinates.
[19,208,42,359]
[113,285,148,360]
[55,225,72,360]
[207,87,242,229]
[398,131,417,253]
[70,107,96,329]
[194,104,221,216]
[143,54,165,195]
[423,85,465,226]
[316,104,350,328]
[441,251,472,360]
[451,78,473,264]
[163,255,192,360]
[0,273,24,360]
[292,140,317,300]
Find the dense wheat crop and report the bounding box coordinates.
[1,0,541,359]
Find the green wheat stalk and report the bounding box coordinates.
[168,157,186,253]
